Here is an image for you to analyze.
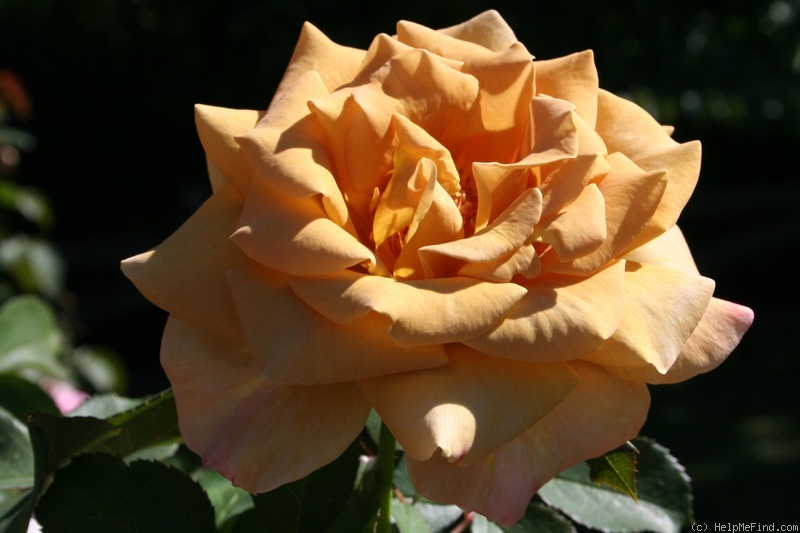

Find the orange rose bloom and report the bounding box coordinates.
[122,11,753,525]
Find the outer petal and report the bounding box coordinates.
[236,71,351,229]
[272,22,366,104]
[120,185,248,341]
[437,10,518,52]
[161,316,370,493]
[605,297,753,384]
[358,344,578,465]
[463,261,625,361]
[596,89,676,160]
[195,105,264,196]
[623,224,700,274]
[288,270,527,347]
[585,261,715,373]
[231,177,375,275]
[534,182,606,262]
[406,361,650,526]
[226,265,447,384]
[534,50,599,129]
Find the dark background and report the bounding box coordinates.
[1,0,798,527]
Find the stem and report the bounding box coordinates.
[376,420,396,533]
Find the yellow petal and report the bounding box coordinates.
[458,244,541,283]
[596,88,677,160]
[543,152,667,274]
[236,71,351,229]
[419,187,542,276]
[161,316,370,493]
[463,261,625,361]
[226,266,447,384]
[405,361,649,526]
[121,185,248,341]
[272,22,366,104]
[623,225,700,274]
[288,270,527,347]
[195,104,264,196]
[584,261,714,373]
[471,164,528,232]
[538,154,609,220]
[623,140,702,250]
[358,343,578,464]
[231,178,375,276]
[437,10,518,52]
[534,50,599,129]
[534,182,606,262]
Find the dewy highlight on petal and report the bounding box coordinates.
[122,9,753,526]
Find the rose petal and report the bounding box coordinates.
[437,10,519,52]
[596,88,677,160]
[272,22,366,104]
[605,297,753,384]
[463,260,625,361]
[584,261,715,373]
[623,224,700,274]
[231,177,375,276]
[236,71,351,229]
[406,360,650,526]
[161,316,370,493]
[358,343,578,464]
[623,140,702,250]
[534,182,606,262]
[226,266,447,384]
[458,244,541,282]
[542,152,667,274]
[534,50,599,129]
[195,105,264,196]
[419,187,542,277]
[121,185,248,340]
[288,270,528,347]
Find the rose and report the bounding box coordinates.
[121,10,753,525]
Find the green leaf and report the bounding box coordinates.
[471,513,504,533]
[195,468,254,528]
[0,237,65,298]
[586,440,638,500]
[326,455,380,533]
[0,373,59,419]
[503,502,576,533]
[70,345,128,394]
[35,453,216,533]
[392,498,431,533]
[413,502,463,533]
[0,490,34,533]
[0,295,64,377]
[538,436,693,533]
[0,406,34,490]
[393,453,416,498]
[67,393,142,419]
[252,437,363,532]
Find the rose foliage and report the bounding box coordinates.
[122,10,753,526]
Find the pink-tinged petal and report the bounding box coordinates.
[231,177,375,276]
[288,270,527,347]
[272,22,366,104]
[437,10,518,52]
[606,297,753,384]
[419,188,542,277]
[623,225,700,275]
[463,261,625,361]
[405,360,650,526]
[543,152,667,275]
[534,50,599,129]
[585,261,714,373]
[623,140,702,249]
[534,183,606,262]
[359,343,578,464]
[226,266,447,384]
[236,71,351,229]
[194,105,264,197]
[121,185,248,341]
[596,89,677,160]
[161,316,370,493]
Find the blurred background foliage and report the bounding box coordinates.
[0,0,797,526]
